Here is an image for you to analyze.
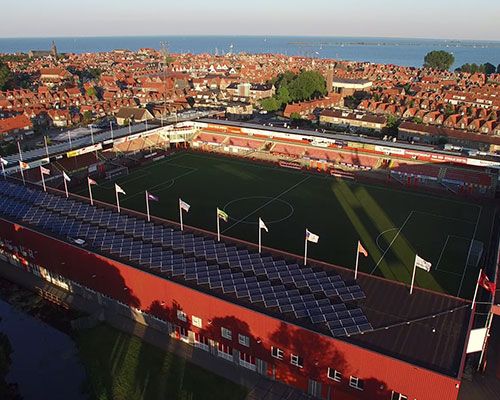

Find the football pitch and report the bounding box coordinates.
[78,151,496,299]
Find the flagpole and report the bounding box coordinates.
[116,188,120,213]
[477,308,494,371]
[88,179,94,206]
[20,164,25,185]
[17,141,23,161]
[44,136,49,158]
[217,211,221,242]
[40,167,46,192]
[471,268,482,310]
[146,191,151,222]
[63,176,68,198]
[304,234,308,266]
[1,161,5,180]
[258,221,262,253]
[410,255,417,295]
[354,241,360,280]
[179,199,184,231]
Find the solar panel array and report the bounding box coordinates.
[0,180,373,337]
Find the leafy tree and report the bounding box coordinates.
[287,71,327,101]
[444,104,455,116]
[261,97,280,112]
[0,61,11,90]
[484,62,496,75]
[386,114,400,130]
[86,87,97,97]
[290,112,301,121]
[423,51,455,71]
[82,110,93,124]
[276,86,291,105]
[412,116,423,124]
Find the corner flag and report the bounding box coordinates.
[115,184,126,195]
[217,208,229,222]
[410,254,432,294]
[306,229,319,243]
[358,241,368,257]
[259,218,268,233]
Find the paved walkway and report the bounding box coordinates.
[0,262,313,400]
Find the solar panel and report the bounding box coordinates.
[0,179,371,338]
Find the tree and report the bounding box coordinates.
[497,64,500,73]
[82,110,93,125]
[287,71,327,101]
[276,86,291,105]
[86,87,97,97]
[484,62,496,75]
[0,61,11,90]
[423,51,455,71]
[290,112,301,121]
[260,97,280,112]
[384,114,400,136]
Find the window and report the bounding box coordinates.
[221,327,232,340]
[391,392,408,400]
[271,346,284,360]
[192,316,202,328]
[349,376,364,391]
[176,310,187,322]
[327,368,342,382]
[290,354,303,368]
[194,333,209,351]
[238,334,250,347]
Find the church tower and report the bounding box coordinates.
[51,40,58,58]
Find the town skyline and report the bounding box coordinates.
[2,0,500,41]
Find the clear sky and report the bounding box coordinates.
[2,0,499,40]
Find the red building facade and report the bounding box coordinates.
[0,218,465,400]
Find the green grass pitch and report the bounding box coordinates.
[78,151,496,299]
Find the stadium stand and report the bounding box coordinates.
[227,137,264,150]
[271,144,306,158]
[443,168,492,187]
[196,133,227,144]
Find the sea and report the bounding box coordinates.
[0,36,499,69]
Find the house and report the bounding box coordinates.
[47,109,71,128]
[115,107,154,125]
[283,95,343,118]
[319,109,387,132]
[398,121,500,152]
[39,68,74,88]
[0,115,33,137]
[225,83,275,102]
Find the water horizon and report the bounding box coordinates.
[1,35,499,68]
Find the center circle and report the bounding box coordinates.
[223,196,295,225]
[375,228,399,252]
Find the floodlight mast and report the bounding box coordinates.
[160,41,170,126]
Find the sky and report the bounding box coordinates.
[2,0,499,40]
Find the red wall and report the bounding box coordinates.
[0,219,462,400]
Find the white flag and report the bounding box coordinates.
[179,199,190,212]
[0,157,7,166]
[415,254,432,272]
[259,218,268,232]
[40,166,50,175]
[115,184,126,195]
[63,171,71,182]
[306,229,319,243]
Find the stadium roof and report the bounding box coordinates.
[197,118,500,165]
[0,179,471,377]
[2,122,149,165]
